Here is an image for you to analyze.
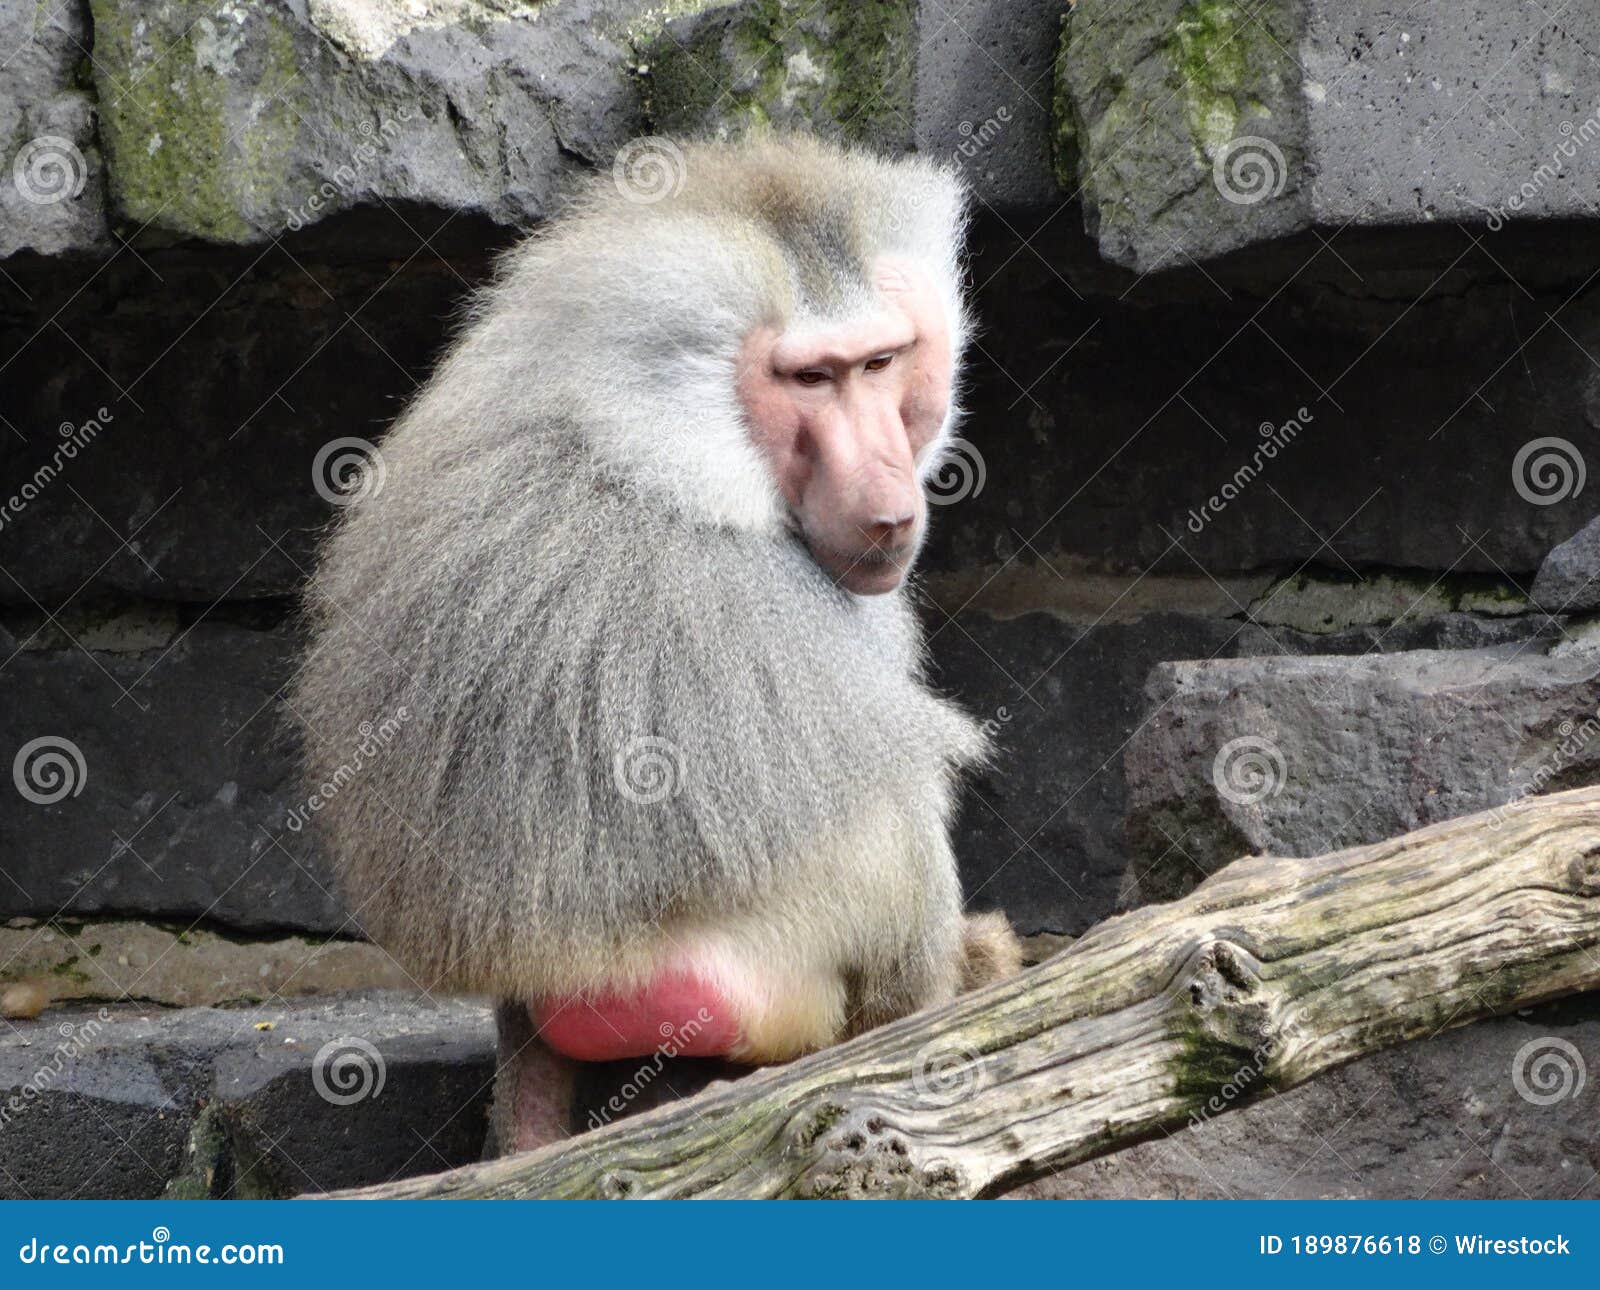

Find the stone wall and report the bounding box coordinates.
[2,0,1598,1197]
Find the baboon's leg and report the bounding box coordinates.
[489,1000,578,1156]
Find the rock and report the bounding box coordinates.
[1059,0,1311,273]
[8,170,1597,609]
[1017,997,1600,1199]
[1066,620,1600,1201]
[1060,2,1600,271]
[928,597,1558,936]
[913,0,1066,208]
[0,921,414,1008]
[1301,5,1600,231]
[1246,571,1528,634]
[64,0,1068,249]
[87,0,643,244]
[0,0,109,258]
[641,0,918,153]
[0,238,493,606]
[0,992,492,1198]
[1534,515,1600,615]
[0,619,345,933]
[1122,642,1600,907]
[0,980,48,1019]
[926,224,1600,583]
[212,992,493,1196]
[0,1002,220,1198]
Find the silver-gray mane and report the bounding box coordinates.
[289,134,985,999]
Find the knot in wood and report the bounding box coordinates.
[597,1169,643,1199]
[1186,937,1262,1008]
[792,1105,962,1199]
[1183,937,1273,1053]
[1570,845,1600,895]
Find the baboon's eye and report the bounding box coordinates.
[794,369,831,386]
[864,354,894,373]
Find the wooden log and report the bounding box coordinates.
[323,784,1600,1199]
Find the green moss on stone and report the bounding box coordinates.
[162,1105,231,1200]
[1250,569,1530,634]
[1171,0,1292,159]
[48,955,89,985]
[89,0,301,242]
[1050,9,1079,189]
[638,0,913,146]
[639,0,783,136]
[815,0,915,145]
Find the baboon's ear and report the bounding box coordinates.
[959,911,1025,992]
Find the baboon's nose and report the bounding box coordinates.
[863,513,915,550]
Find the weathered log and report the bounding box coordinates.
[324,785,1600,1199]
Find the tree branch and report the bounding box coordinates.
[323,785,1600,1199]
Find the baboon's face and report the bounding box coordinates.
[736,258,953,595]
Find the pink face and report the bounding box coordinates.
[737,258,953,595]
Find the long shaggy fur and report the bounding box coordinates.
[290,134,986,1036]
